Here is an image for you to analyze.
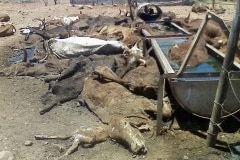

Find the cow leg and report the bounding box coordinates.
[63,134,93,156]
[35,126,109,158]
[109,117,147,154]
[34,134,71,140]
[40,102,58,115]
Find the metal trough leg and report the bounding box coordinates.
[143,37,153,58]
[156,76,165,136]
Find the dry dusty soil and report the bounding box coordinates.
[0,1,239,160]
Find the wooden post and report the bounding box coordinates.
[206,0,240,147]
[128,0,134,21]
[212,0,215,9]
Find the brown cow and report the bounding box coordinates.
[0,14,10,22]
[0,23,16,37]
[168,37,209,67]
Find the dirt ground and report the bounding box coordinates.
[0,1,239,160]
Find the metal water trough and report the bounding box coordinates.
[142,12,240,120]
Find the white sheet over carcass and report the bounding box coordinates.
[49,37,126,58]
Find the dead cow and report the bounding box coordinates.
[34,117,147,158]
[168,18,231,67]
[0,14,10,22]
[0,23,16,37]
[168,37,209,67]
[99,25,142,48]
[192,3,208,13]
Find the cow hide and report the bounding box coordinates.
[82,76,158,128]
[122,57,159,99]
[109,117,147,154]
[0,14,10,22]
[0,57,69,77]
[168,37,209,67]
[40,55,119,114]
[49,37,126,58]
[0,23,16,37]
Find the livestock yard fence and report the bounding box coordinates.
[61,0,185,5]
[199,0,236,9]
[0,0,237,7]
[0,0,239,157]
[55,0,237,7]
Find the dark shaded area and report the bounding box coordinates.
[40,54,121,114]
[172,95,240,133]
[230,142,240,157]
[137,4,163,22]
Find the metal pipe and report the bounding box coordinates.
[156,77,164,136]
[177,13,210,75]
[206,0,240,147]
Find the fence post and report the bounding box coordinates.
[212,0,215,9]
[128,0,134,21]
[206,0,240,147]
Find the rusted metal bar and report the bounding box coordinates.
[142,38,153,58]
[208,11,229,37]
[170,22,191,34]
[177,13,210,75]
[145,47,153,58]
[206,44,240,68]
[142,29,177,136]
[144,34,192,39]
[207,11,240,59]
[207,0,240,147]
[142,29,175,74]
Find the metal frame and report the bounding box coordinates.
[141,11,239,136]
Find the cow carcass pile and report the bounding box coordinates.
[0,3,234,158]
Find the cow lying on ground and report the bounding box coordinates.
[35,117,147,158]
[99,25,142,48]
[192,2,226,14]
[0,22,16,37]
[0,14,10,22]
[168,36,209,67]
[0,55,69,77]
